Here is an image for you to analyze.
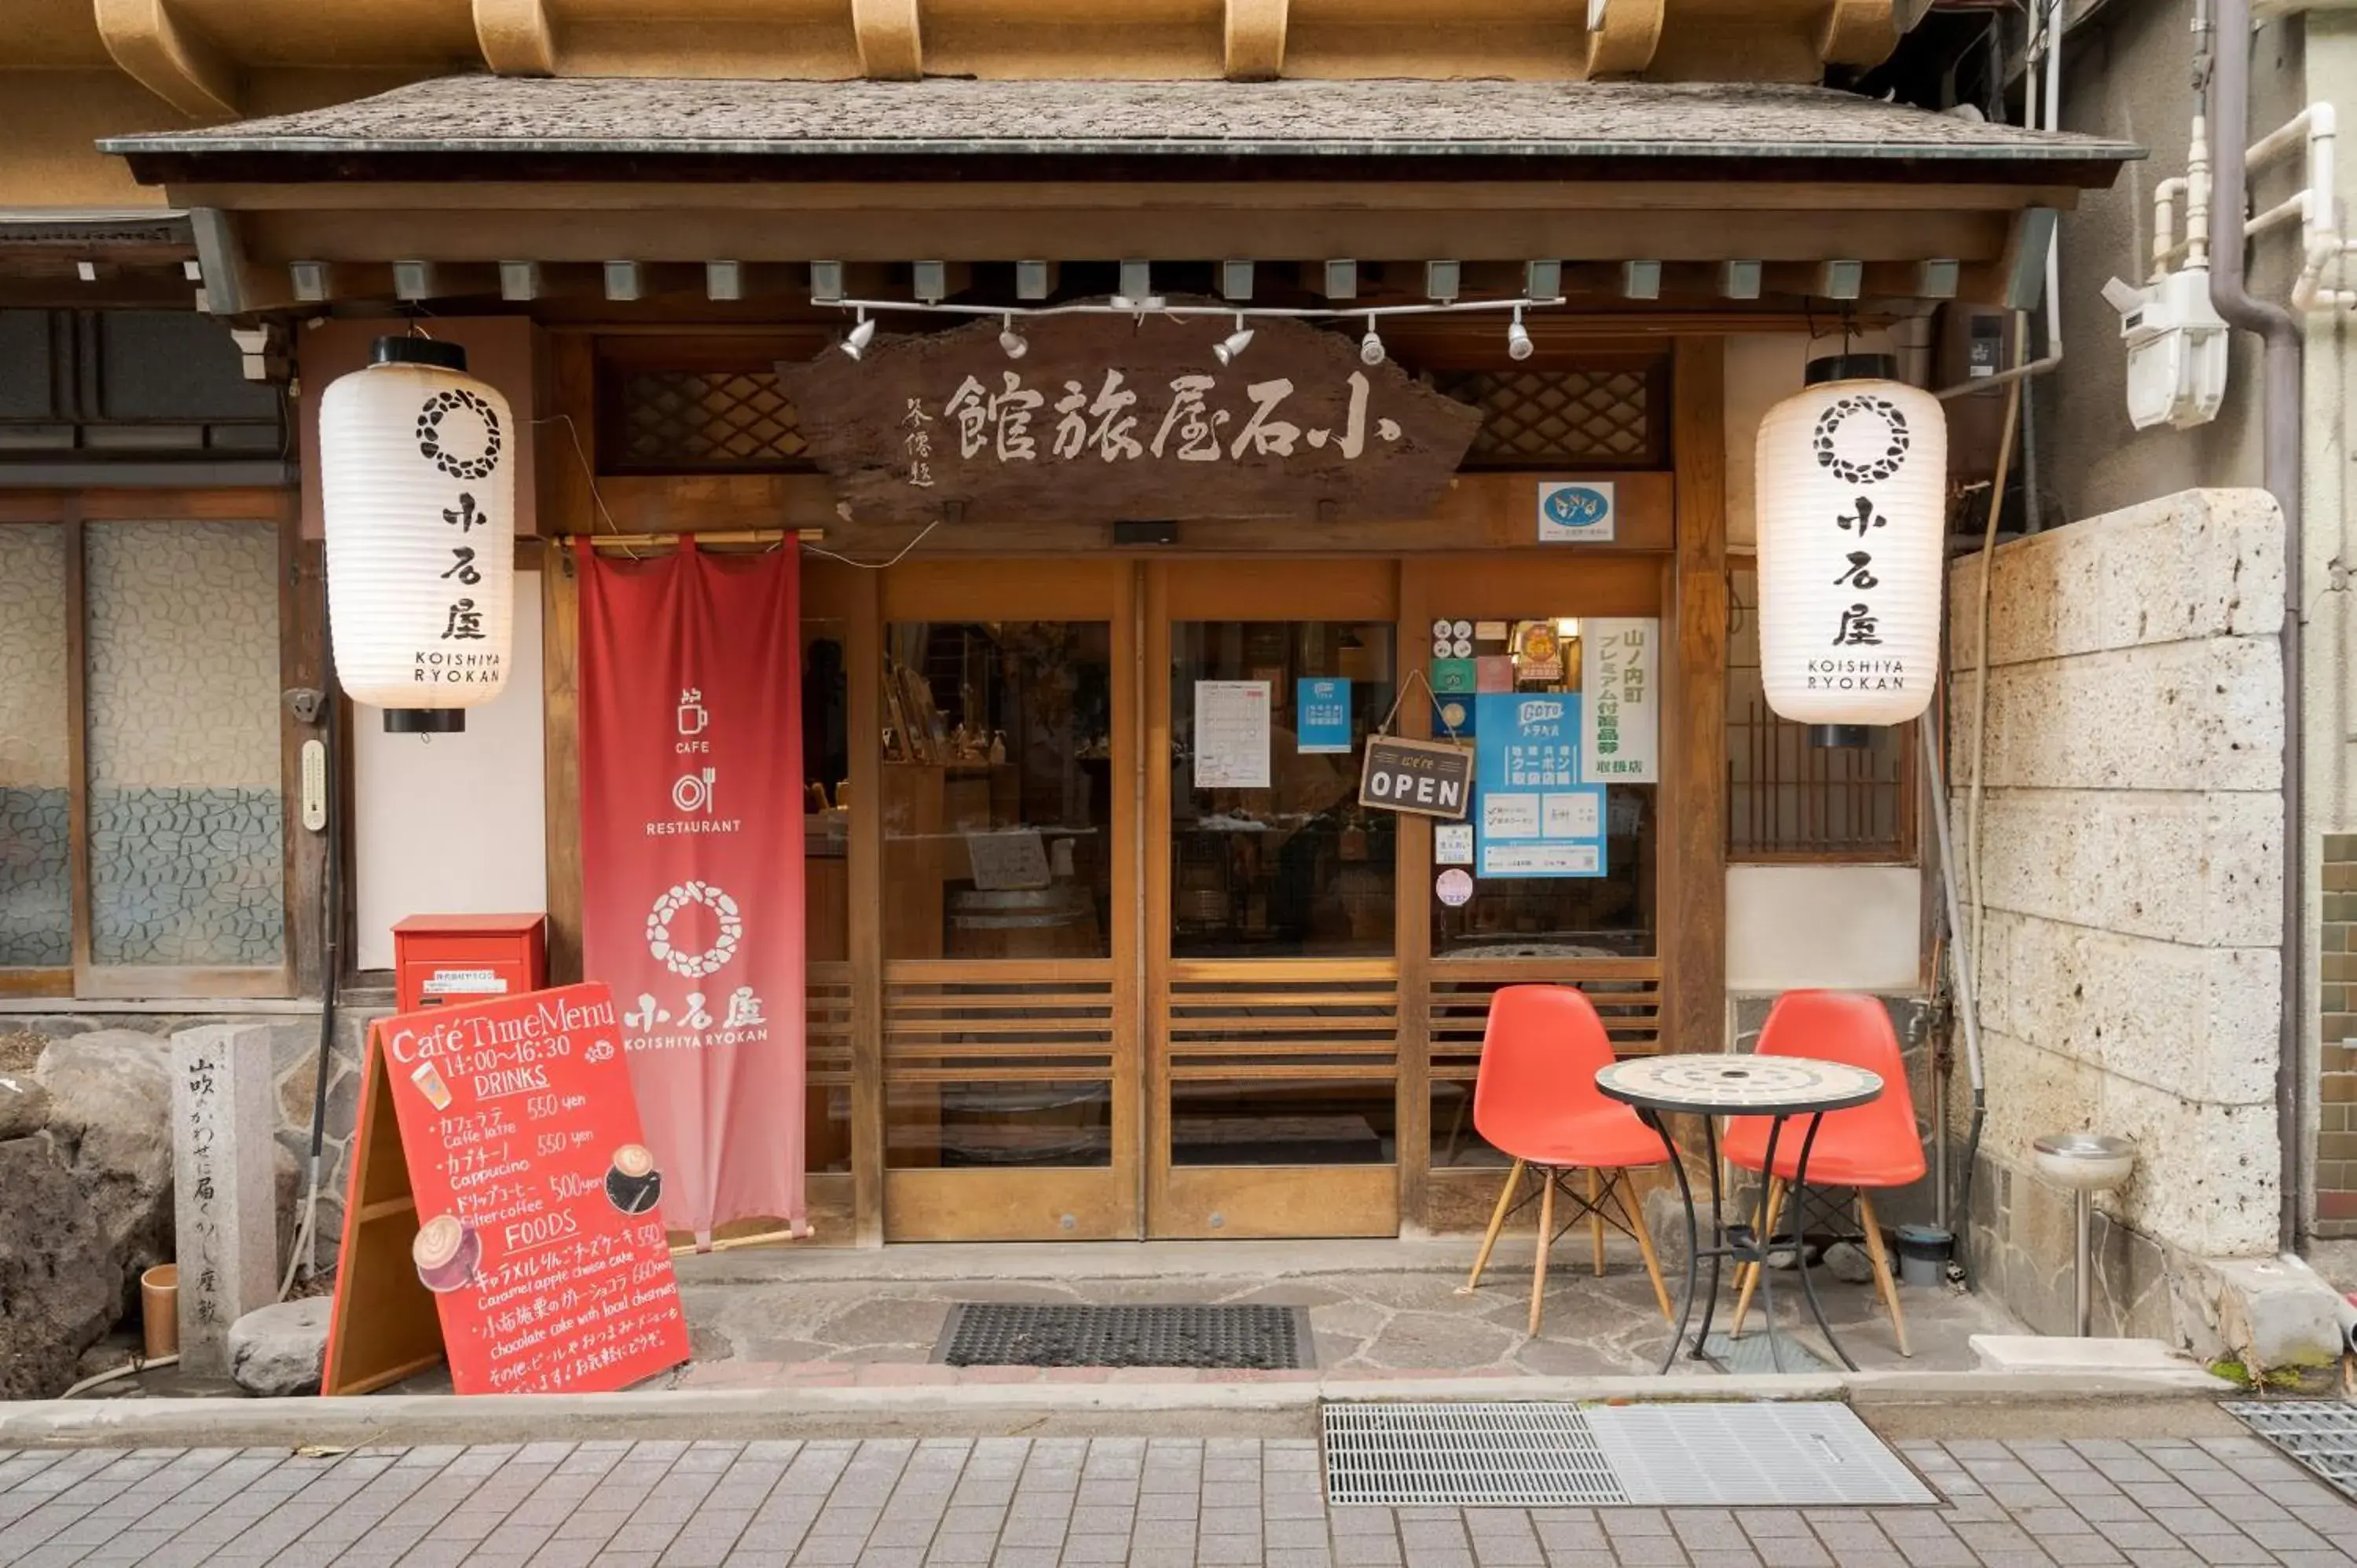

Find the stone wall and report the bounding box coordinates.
[1948,489,2287,1339]
[1,999,383,1278]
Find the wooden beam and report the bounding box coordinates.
[230,204,2018,269]
[845,568,885,1247]
[1666,337,1729,1056]
[94,0,240,119]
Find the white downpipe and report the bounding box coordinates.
[2238,101,2352,311]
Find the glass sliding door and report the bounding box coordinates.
[1148,562,1402,1238]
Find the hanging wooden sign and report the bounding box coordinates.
[779,310,1486,525]
[1360,735,1475,820]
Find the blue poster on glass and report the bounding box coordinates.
[1296,678,1353,754]
[1472,691,1608,878]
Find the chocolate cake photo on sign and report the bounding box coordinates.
[779,309,1486,525]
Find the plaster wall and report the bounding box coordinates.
[1948,489,2285,1338]
[353,574,549,973]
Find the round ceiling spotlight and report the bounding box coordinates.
[1358,316,1386,368]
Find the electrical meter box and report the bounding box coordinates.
[393,914,548,1011]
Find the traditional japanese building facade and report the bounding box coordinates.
[20,0,2333,1361]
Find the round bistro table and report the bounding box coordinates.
[1593,1054,1884,1375]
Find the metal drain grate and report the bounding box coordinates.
[935,1303,1311,1370]
[1700,1331,1834,1376]
[2225,1401,2357,1500]
[1325,1402,1626,1506]
[1324,1401,1934,1508]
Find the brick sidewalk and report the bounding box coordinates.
[3,1429,2354,1567]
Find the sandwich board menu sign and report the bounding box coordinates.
[321,982,691,1395]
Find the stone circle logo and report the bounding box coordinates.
[416,389,504,481]
[645,880,742,979]
[1811,394,1910,485]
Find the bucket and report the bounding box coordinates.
[1894,1224,1952,1288]
[140,1264,179,1359]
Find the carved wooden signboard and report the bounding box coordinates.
[779,310,1486,524]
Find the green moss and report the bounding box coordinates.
[2208,1359,2305,1390]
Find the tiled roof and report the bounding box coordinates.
[103,75,2137,166]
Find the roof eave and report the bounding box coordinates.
[105,145,2140,189]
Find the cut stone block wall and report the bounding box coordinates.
[1948,489,2286,1335]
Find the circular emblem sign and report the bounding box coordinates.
[646,880,742,979]
[1436,868,1475,907]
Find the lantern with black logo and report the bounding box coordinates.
[1754,354,1946,745]
[320,337,515,733]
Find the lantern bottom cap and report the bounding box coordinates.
[385,708,466,735]
[1808,724,1876,749]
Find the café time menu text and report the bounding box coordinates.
[379,982,691,1394]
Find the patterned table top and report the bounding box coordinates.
[1594,1053,1883,1116]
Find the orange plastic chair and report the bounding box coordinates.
[1458,985,1677,1335]
[1722,990,1926,1356]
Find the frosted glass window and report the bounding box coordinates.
[84,522,285,968]
[0,526,70,967]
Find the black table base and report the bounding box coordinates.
[1636,1106,1860,1375]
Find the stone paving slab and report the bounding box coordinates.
[2,1429,2352,1566]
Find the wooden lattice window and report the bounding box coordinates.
[1431,368,1659,469]
[607,368,810,472]
[1725,566,1915,862]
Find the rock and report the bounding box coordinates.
[0,1070,48,1140]
[38,1030,175,1315]
[0,1135,116,1399]
[1824,1241,1877,1285]
[1643,1186,1691,1276]
[228,1297,329,1397]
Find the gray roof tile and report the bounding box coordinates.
[102,75,2137,164]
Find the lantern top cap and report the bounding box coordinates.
[1803,353,1899,387]
[370,335,468,372]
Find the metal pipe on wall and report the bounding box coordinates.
[2208,0,2308,1255]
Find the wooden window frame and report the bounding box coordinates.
[0,489,305,1002]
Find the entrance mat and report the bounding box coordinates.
[2224,1401,2357,1501]
[934,1302,1314,1370]
[1323,1401,1936,1508]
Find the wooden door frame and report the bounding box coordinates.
[1392,551,1675,1232]
[871,558,1142,1241]
[1146,559,1403,1240]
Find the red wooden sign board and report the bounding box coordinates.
[321,983,691,1396]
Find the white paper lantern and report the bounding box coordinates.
[321,338,515,732]
[1754,355,1946,733]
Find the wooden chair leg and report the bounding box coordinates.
[1856,1191,1912,1357]
[1529,1166,1557,1337]
[1587,1167,1605,1277]
[1618,1170,1674,1323]
[1728,1176,1786,1340]
[1460,1159,1525,1294]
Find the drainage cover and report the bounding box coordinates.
[1586,1402,1934,1507]
[2224,1401,2357,1501]
[935,1303,1311,1369]
[1699,1331,1834,1376]
[1323,1401,1934,1508]
[1324,1402,1625,1506]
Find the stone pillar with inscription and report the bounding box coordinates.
[171,1024,278,1376]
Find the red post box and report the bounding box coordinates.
[392,914,549,1011]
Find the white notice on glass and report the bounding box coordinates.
[966,830,1052,891]
[1194,681,1273,789]
[1435,822,1475,865]
[1581,617,1660,784]
[1541,793,1601,839]
[1482,793,1541,838]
